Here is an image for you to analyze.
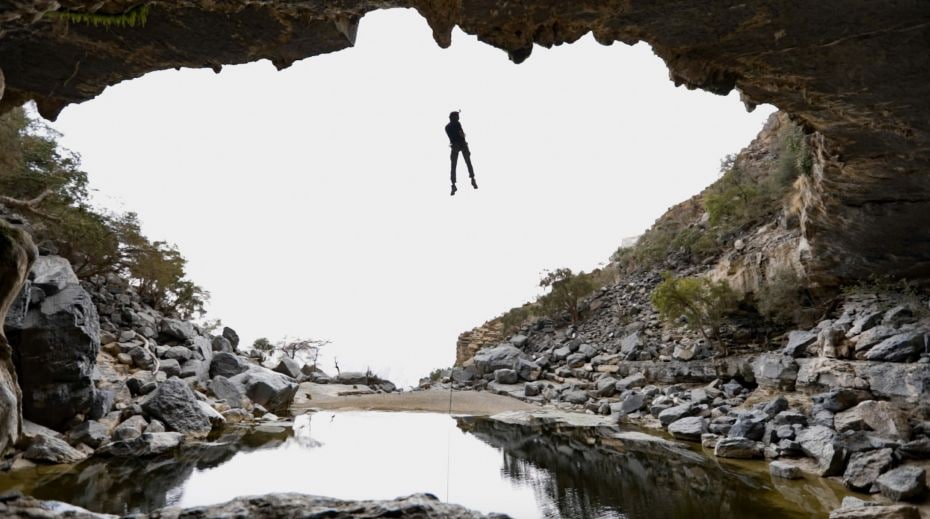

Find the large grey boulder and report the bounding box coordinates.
[6,261,99,430]
[211,335,234,353]
[112,415,148,442]
[30,256,78,295]
[493,369,518,384]
[829,503,920,519]
[473,344,525,375]
[67,420,110,448]
[334,371,374,385]
[784,330,818,357]
[273,357,302,379]
[843,448,894,492]
[658,404,692,426]
[595,376,619,397]
[876,466,927,502]
[159,318,196,343]
[97,431,184,457]
[561,389,589,405]
[141,378,213,438]
[798,425,848,476]
[728,411,768,441]
[715,437,764,459]
[865,331,925,362]
[210,352,249,379]
[23,433,87,464]
[229,367,298,413]
[222,326,240,348]
[835,401,911,440]
[752,354,798,390]
[668,416,706,441]
[209,376,247,408]
[514,358,541,381]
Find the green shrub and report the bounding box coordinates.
[499,304,533,335]
[651,273,738,352]
[754,268,813,327]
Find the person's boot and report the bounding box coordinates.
[470,177,478,189]
[450,184,457,196]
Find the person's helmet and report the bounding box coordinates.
[449,111,460,120]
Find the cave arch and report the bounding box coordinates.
[1,1,929,282]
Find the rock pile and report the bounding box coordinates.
[446,270,930,507]
[2,254,304,467]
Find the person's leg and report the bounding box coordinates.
[450,146,459,185]
[463,145,477,188]
[450,146,459,195]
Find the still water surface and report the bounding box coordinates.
[2,411,848,518]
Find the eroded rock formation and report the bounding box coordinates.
[0,219,35,454]
[0,2,929,284]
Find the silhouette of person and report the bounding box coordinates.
[445,111,477,196]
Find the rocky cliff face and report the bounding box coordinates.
[1,2,928,284]
[0,219,34,454]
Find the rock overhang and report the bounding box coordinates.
[0,1,929,282]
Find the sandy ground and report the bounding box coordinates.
[291,383,537,415]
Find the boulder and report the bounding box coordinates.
[208,376,246,408]
[714,437,764,459]
[6,276,99,429]
[618,392,645,414]
[564,352,587,368]
[561,389,589,405]
[222,326,240,348]
[752,354,798,390]
[211,335,233,353]
[843,448,894,492]
[854,325,900,354]
[159,318,197,343]
[616,372,646,390]
[197,401,226,427]
[876,466,927,502]
[29,256,78,295]
[273,357,302,379]
[762,395,789,417]
[158,358,182,378]
[210,352,249,379]
[510,334,528,347]
[865,331,925,362]
[129,345,156,370]
[595,376,618,397]
[112,415,148,442]
[619,332,643,358]
[67,420,110,448]
[23,433,87,464]
[493,369,518,384]
[97,432,184,457]
[815,389,871,413]
[180,359,207,380]
[229,367,299,413]
[784,330,817,357]
[728,411,769,441]
[473,344,525,375]
[334,371,374,385]
[668,416,706,441]
[658,404,692,426]
[141,378,213,438]
[797,425,848,476]
[162,345,193,361]
[302,364,334,384]
[769,461,803,479]
[514,358,541,381]
[835,401,911,440]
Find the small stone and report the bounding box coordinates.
[770,461,803,479]
[715,437,764,459]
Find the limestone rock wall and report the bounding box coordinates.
[456,320,504,366]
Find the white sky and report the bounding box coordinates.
[48,8,774,386]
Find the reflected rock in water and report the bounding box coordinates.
[458,417,839,519]
[28,425,294,515]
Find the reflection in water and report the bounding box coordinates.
[0,412,846,518]
[459,418,843,519]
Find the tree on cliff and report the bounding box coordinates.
[0,106,209,319]
[537,268,596,324]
